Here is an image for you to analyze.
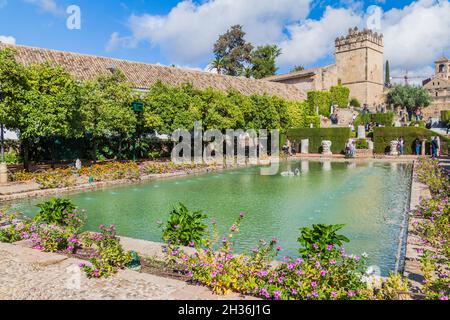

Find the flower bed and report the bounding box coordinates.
[411,159,449,300]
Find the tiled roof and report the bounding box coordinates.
[263,65,335,82]
[0,43,306,101]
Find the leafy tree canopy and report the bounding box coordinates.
[250,45,282,79]
[388,84,431,112]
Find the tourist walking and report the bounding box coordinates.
[414,138,421,156]
[431,137,439,159]
[398,137,405,156]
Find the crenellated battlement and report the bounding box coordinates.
[335,27,383,51]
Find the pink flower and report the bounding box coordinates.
[330,259,337,265]
[320,269,328,277]
[274,291,282,300]
[277,246,283,251]
[331,291,337,298]
[230,225,237,232]
[311,281,317,288]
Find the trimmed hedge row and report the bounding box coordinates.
[354,113,395,127]
[286,128,352,154]
[373,127,450,155]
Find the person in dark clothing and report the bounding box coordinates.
[414,138,421,156]
[431,137,439,159]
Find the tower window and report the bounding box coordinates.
[439,64,445,73]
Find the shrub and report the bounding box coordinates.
[4,149,19,165]
[10,170,34,182]
[330,85,350,108]
[81,225,133,278]
[35,169,77,189]
[355,139,369,150]
[442,110,450,125]
[160,203,208,247]
[297,224,350,257]
[286,128,351,154]
[34,198,77,226]
[80,161,140,181]
[307,91,331,117]
[355,113,394,127]
[350,98,361,108]
[170,214,375,300]
[409,121,426,128]
[373,127,450,155]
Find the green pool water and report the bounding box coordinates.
[10,160,412,275]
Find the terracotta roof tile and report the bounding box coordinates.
[0,43,306,101]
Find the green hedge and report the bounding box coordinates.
[442,110,450,125]
[286,128,351,154]
[373,127,450,155]
[354,113,395,127]
[330,85,350,108]
[307,91,331,117]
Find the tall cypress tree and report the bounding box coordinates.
[385,60,390,86]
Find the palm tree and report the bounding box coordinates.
[209,57,225,75]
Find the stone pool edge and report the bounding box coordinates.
[402,160,432,297]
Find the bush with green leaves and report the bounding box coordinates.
[34,198,77,226]
[350,98,361,108]
[81,225,133,278]
[160,203,208,247]
[297,224,350,257]
[355,139,369,149]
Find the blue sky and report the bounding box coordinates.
[0,0,449,76]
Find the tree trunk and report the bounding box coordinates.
[23,138,30,172]
[92,137,98,163]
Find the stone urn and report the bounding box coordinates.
[321,140,333,156]
[0,162,8,185]
[390,140,399,156]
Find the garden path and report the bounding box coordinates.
[0,242,252,300]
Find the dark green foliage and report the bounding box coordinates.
[161,203,209,247]
[373,127,450,155]
[355,139,369,149]
[307,91,331,117]
[385,60,390,86]
[286,128,351,154]
[213,25,253,76]
[442,110,450,125]
[330,85,350,108]
[34,198,76,226]
[250,45,282,79]
[298,224,350,257]
[350,98,361,108]
[388,85,431,113]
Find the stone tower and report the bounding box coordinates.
[335,27,384,107]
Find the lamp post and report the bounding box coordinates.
[131,101,144,162]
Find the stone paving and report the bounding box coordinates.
[0,242,252,300]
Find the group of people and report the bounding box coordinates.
[410,137,440,158]
[282,139,296,156]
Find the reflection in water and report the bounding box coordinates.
[11,161,412,275]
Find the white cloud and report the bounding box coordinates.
[112,0,311,65]
[278,6,362,66]
[0,35,16,44]
[24,0,64,16]
[112,0,449,78]
[382,0,450,76]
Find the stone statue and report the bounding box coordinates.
[390,140,399,156]
[321,140,333,156]
[75,159,82,171]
